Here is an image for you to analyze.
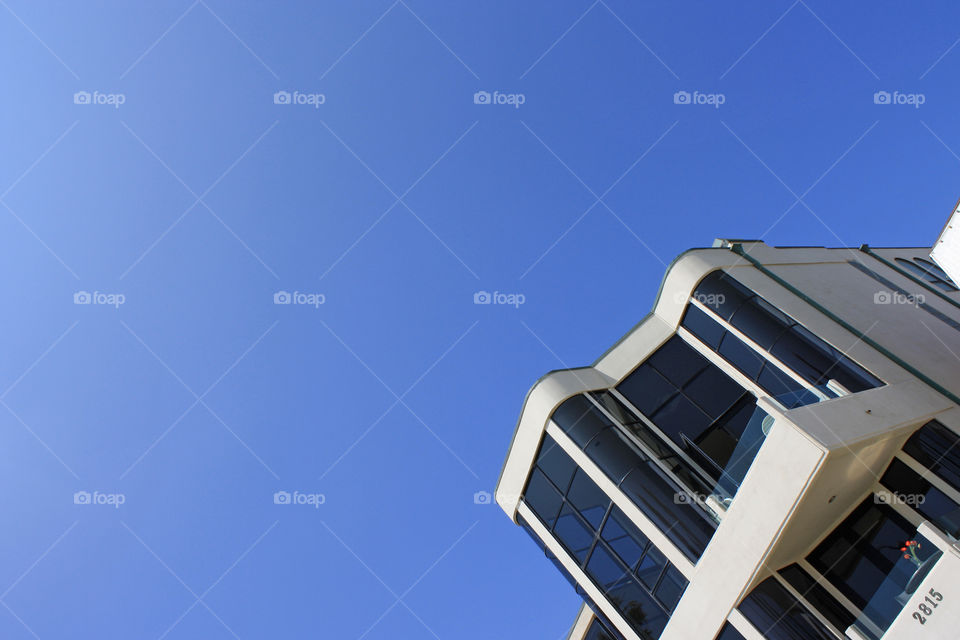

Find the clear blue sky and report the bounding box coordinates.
[1,1,959,638]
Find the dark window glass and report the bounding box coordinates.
[608,579,669,639]
[654,565,688,611]
[537,439,578,493]
[915,257,955,284]
[636,544,667,589]
[568,469,611,529]
[584,617,623,640]
[694,271,753,321]
[651,394,713,444]
[807,500,923,611]
[602,506,649,571]
[682,304,725,349]
[553,395,612,448]
[524,469,564,528]
[620,465,715,562]
[903,420,960,494]
[618,365,677,416]
[739,577,836,640]
[684,365,744,418]
[779,563,856,632]
[714,622,747,640]
[880,458,960,538]
[648,337,711,388]
[756,361,805,397]
[731,297,791,349]
[555,505,595,563]
[584,428,643,486]
[587,542,631,589]
[718,331,765,379]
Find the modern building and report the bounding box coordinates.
[497,239,960,640]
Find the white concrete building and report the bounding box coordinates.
[497,240,960,640]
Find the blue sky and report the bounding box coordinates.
[1,1,960,638]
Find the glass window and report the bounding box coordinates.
[537,439,578,493]
[684,364,745,418]
[617,365,677,416]
[553,395,612,448]
[654,565,688,611]
[587,543,631,589]
[731,297,791,349]
[524,469,564,528]
[651,394,713,444]
[807,500,924,611]
[903,420,960,494]
[608,579,669,639]
[718,331,765,379]
[584,428,643,486]
[555,505,595,563]
[636,544,667,589]
[880,458,960,537]
[738,577,837,640]
[682,304,725,349]
[714,622,747,640]
[694,271,753,321]
[896,257,958,291]
[568,469,611,529]
[779,563,856,632]
[584,617,623,640]
[620,464,715,562]
[648,336,710,388]
[915,257,955,284]
[602,506,648,570]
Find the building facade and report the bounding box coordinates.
[497,240,960,640]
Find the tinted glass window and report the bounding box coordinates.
[654,565,688,611]
[636,544,667,589]
[648,336,709,387]
[807,500,920,610]
[555,505,594,562]
[779,563,856,632]
[739,577,836,640]
[537,440,578,493]
[569,469,611,529]
[617,365,676,416]
[608,579,668,638]
[584,428,643,486]
[553,395,613,448]
[731,297,790,348]
[682,304,725,349]
[718,332,765,379]
[584,617,622,640]
[694,271,753,321]
[903,420,960,493]
[602,507,649,571]
[714,622,747,640]
[524,469,563,527]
